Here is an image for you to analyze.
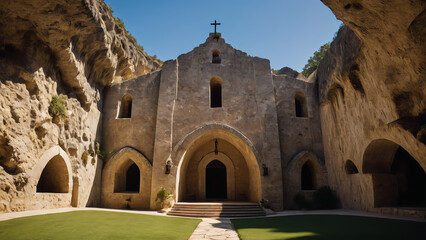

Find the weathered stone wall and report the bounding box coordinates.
[273,74,326,208]
[102,71,161,161]
[0,0,159,212]
[318,0,426,215]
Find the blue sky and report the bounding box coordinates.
[104,0,341,72]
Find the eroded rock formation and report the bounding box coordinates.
[319,0,425,215]
[0,0,160,212]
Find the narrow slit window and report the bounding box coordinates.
[210,76,222,108]
[118,94,132,118]
[301,161,315,190]
[295,92,308,117]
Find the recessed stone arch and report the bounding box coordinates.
[28,146,73,209]
[284,151,327,206]
[102,147,152,209]
[172,124,262,203]
[362,139,426,208]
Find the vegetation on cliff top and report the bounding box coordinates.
[301,24,343,78]
[302,42,330,78]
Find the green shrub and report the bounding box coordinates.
[88,144,95,157]
[156,187,172,201]
[313,186,340,209]
[48,94,67,122]
[95,142,105,160]
[293,193,309,210]
[260,199,271,209]
[81,150,89,166]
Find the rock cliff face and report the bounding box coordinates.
[318,0,425,214]
[0,0,160,212]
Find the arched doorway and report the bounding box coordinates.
[301,161,315,190]
[206,160,227,199]
[363,139,426,208]
[126,163,140,192]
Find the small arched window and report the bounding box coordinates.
[210,76,222,108]
[295,92,308,118]
[118,94,132,118]
[301,161,315,190]
[212,49,221,64]
[345,160,359,174]
[37,155,69,193]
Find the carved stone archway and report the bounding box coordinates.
[172,124,262,203]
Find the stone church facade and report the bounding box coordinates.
[101,34,326,210]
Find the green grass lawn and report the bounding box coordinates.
[0,210,201,240]
[232,215,426,240]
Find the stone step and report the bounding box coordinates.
[171,206,262,210]
[167,202,266,218]
[169,208,265,212]
[167,212,266,218]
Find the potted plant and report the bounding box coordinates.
[156,187,174,212]
[260,198,275,215]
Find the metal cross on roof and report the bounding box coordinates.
[210,20,221,34]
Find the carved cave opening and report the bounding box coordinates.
[345,160,359,174]
[391,147,426,207]
[363,139,426,208]
[37,155,69,193]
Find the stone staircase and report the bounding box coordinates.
[167,202,266,218]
